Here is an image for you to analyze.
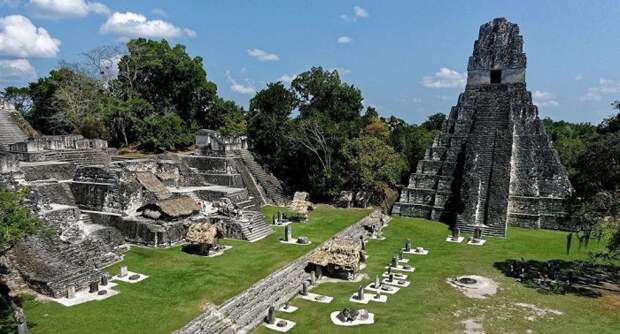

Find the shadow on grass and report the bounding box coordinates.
[494,259,620,298]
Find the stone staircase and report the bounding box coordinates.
[239,211,273,242]
[0,107,28,147]
[238,150,288,206]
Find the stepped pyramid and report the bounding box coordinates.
[393,18,572,237]
[0,101,29,146]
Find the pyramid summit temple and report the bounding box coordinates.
[392,18,573,237]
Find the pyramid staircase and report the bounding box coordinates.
[0,106,28,147]
[238,149,288,206]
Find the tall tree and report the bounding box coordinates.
[0,187,40,253]
[247,82,296,168]
[114,39,217,124]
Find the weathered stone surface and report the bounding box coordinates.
[393,18,572,237]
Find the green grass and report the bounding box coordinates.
[22,205,371,334]
[253,216,620,334]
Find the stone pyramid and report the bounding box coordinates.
[393,18,572,237]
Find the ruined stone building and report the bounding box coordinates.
[393,18,572,237]
[0,102,288,298]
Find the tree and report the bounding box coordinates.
[0,187,40,253]
[115,39,217,124]
[343,136,407,192]
[572,133,620,197]
[292,67,363,125]
[0,87,32,115]
[247,82,296,168]
[137,113,195,152]
[421,113,446,131]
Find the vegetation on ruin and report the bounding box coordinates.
[251,216,618,334]
[19,205,370,334]
[0,186,40,253]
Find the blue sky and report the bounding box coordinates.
[1,0,619,124]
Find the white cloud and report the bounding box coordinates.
[28,0,110,19]
[422,67,466,89]
[100,12,195,39]
[532,90,559,107]
[0,58,37,87]
[354,6,369,18]
[151,8,167,17]
[340,6,369,22]
[580,78,620,101]
[337,36,352,44]
[278,74,296,83]
[247,48,279,62]
[225,70,255,95]
[0,15,60,57]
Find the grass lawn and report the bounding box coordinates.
[253,216,620,334]
[20,205,371,334]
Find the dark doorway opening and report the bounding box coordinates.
[490,70,502,84]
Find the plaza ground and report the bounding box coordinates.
[9,206,620,334]
[254,216,620,334]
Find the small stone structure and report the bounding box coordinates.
[308,236,365,280]
[392,18,573,237]
[289,191,313,214]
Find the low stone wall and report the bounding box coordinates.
[174,210,387,334]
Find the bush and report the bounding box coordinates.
[137,113,195,152]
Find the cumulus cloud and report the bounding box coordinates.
[337,36,352,44]
[422,67,466,89]
[532,90,559,107]
[28,0,110,19]
[580,78,620,101]
[247,48,279,62]
[100,12,196,39]
[354,6,369,18]
[0,59,37,87]
[278,74,296,83]
[225,70,255,95]
[0,15,61,57]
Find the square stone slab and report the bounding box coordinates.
[278,304,298,313]
[112,271,149,283]
[385,265,415,273]
[446,236,465,243]
[402,248,429,255]
[263,318,296,332]
[297,292,333,303]
[50,282,120,307]
[467,239,487,246]
[279,240,312,246]
[382,272,408,280]
[364,283,400,294]
[330,311,375,326]
[382,278,410,287]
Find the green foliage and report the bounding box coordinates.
[247,82,296,169]
[421,112,446,131]
[115,39,217,124]
[0,187,40,252]
[0,86,32,115]
[342,136,407,192]
[137,113,195,152]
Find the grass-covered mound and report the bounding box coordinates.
[253,216,619,334]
